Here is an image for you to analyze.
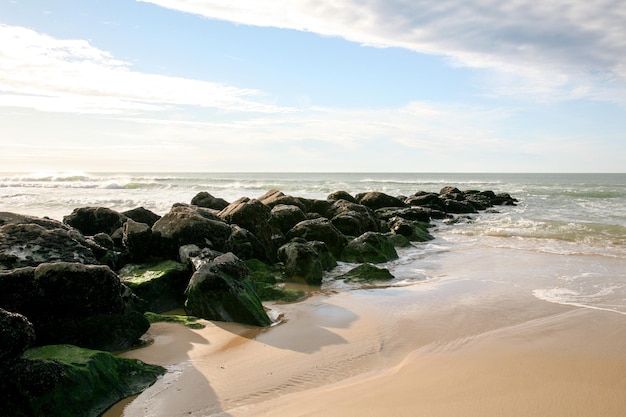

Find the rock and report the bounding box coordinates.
[245,259,307,302]
[219,198,275,260]
[327,190,356,203]
[122,219,153,261]
[121,207,161,228]
[190,192,230,211]
[355,191,407,210]
[1,344,164,417]
[341,232,399,264]
[375,207,431,223]
[405,192,445,211]
[258,190,308,212]
[442,199,477,214]
[184,253,271,326]
[0,308,35,363]
[223,224,272,262]
[152,204,232,259]
[118,260,190,313]
[336,263,394,282]
[0,263,149,351]
[286,218,347,258]
[388,217,434,242]
[306,199,334,218]
[63,207,127,236]
[277,241,324,285]
[92,233,114,250]
[270,204,308,235]
[0,220,99,270]
[329,200,379,236]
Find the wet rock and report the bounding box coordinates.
[277,240,324,285]
[0,308,35,363]
[336,263,394,283]
[185,252,271,327]
[190,192,230,211]
[341,232,399,264]
[63,207,127,236]
[355,191,407,211]
[270,204,308,235]
[121,207,161,228]
[286,218,347,258]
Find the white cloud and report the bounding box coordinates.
[0,24,291,114]
[139,0,626,103]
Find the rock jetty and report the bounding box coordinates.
[0,186,516,415]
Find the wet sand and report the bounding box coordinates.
[106,247,626,417]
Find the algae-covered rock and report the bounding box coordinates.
[0,344,165,417]
[144,311,205,329]
[245,258,307,302]
[0,308,35,362]
[341,232,398,264]
[185,253,272,326]
[336,263,395,282]
[119,260,190,313]
[277,241,323,285]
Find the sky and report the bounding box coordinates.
[1,0,625,173]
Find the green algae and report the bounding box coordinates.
[143,311,205,329]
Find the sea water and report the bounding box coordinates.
[1,172,625,314]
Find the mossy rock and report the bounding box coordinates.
[340,232,398,264]
[244,258,280,284]
[409,221,434,242]
[254,283,307,303]
[143,311,205,329]
[2,344,164,417]
[118,260,190,313]
[336,263,395,282]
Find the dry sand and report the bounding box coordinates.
[105,271,626,417]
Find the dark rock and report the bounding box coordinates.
[270,204,308,235]
[219,198,275,260]
[329,200,379,236]
[190,192,230,211]
[286,218,347,258]
[121,207,161,228]
[184,252,271,327]
[0,222,99,270]
[405,192,445,210]
[152,204,232,259]
[327,190,356,203]
[442,199,477,214]
[375,206,431,223]
[0,263,149,351]
[355,191,407,211]
[123,219,153,261]
[277,241,324,285]
[118,260,190,313]
[223,224,271,262]
[306,199,334,218]
[245,259,307,302]
[341,232,399,264]
[1,344,164,417]
[439,186,464,201]
[388,217,434,242]
[63,207,127,236]
[258,190,308,212]
[0,308,35,363]
[336,263,394,282]
[92,233,114,250]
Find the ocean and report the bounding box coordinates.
[2,172,625,316]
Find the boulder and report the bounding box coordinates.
[0,218,99,270]
[329,200,379,236]
[258,190,308,212]
[0,308,35,363]
[118,260,191,313]
[327,190,357,203]
[375,206,431,223]
[184,253,271,327]
[336,263,395,283]
[223,224,272,262]
[190,192,230,211]
[245,259,307,302]
[122,219,153,261]
[0,263,149,351]
[1,344,164,417]
[388,217,434,242]
[63,207,127,236]
[286,218,347,258]
[121,207,161,228]
[442,199,477,214]
[341,232,399,264]
[355,191,407,211]
[152,204,232,259]
[218,198,275,260]
[277,241,324,285]
[405,192,445,211]
[270,204,308,235]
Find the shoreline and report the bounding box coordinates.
[105,243,626,417]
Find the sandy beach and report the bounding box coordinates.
[106,246,626,417]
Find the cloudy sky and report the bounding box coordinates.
[1,0,625,172]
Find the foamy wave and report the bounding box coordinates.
[533,288,626,316]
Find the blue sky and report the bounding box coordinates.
[1,0,625,172]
